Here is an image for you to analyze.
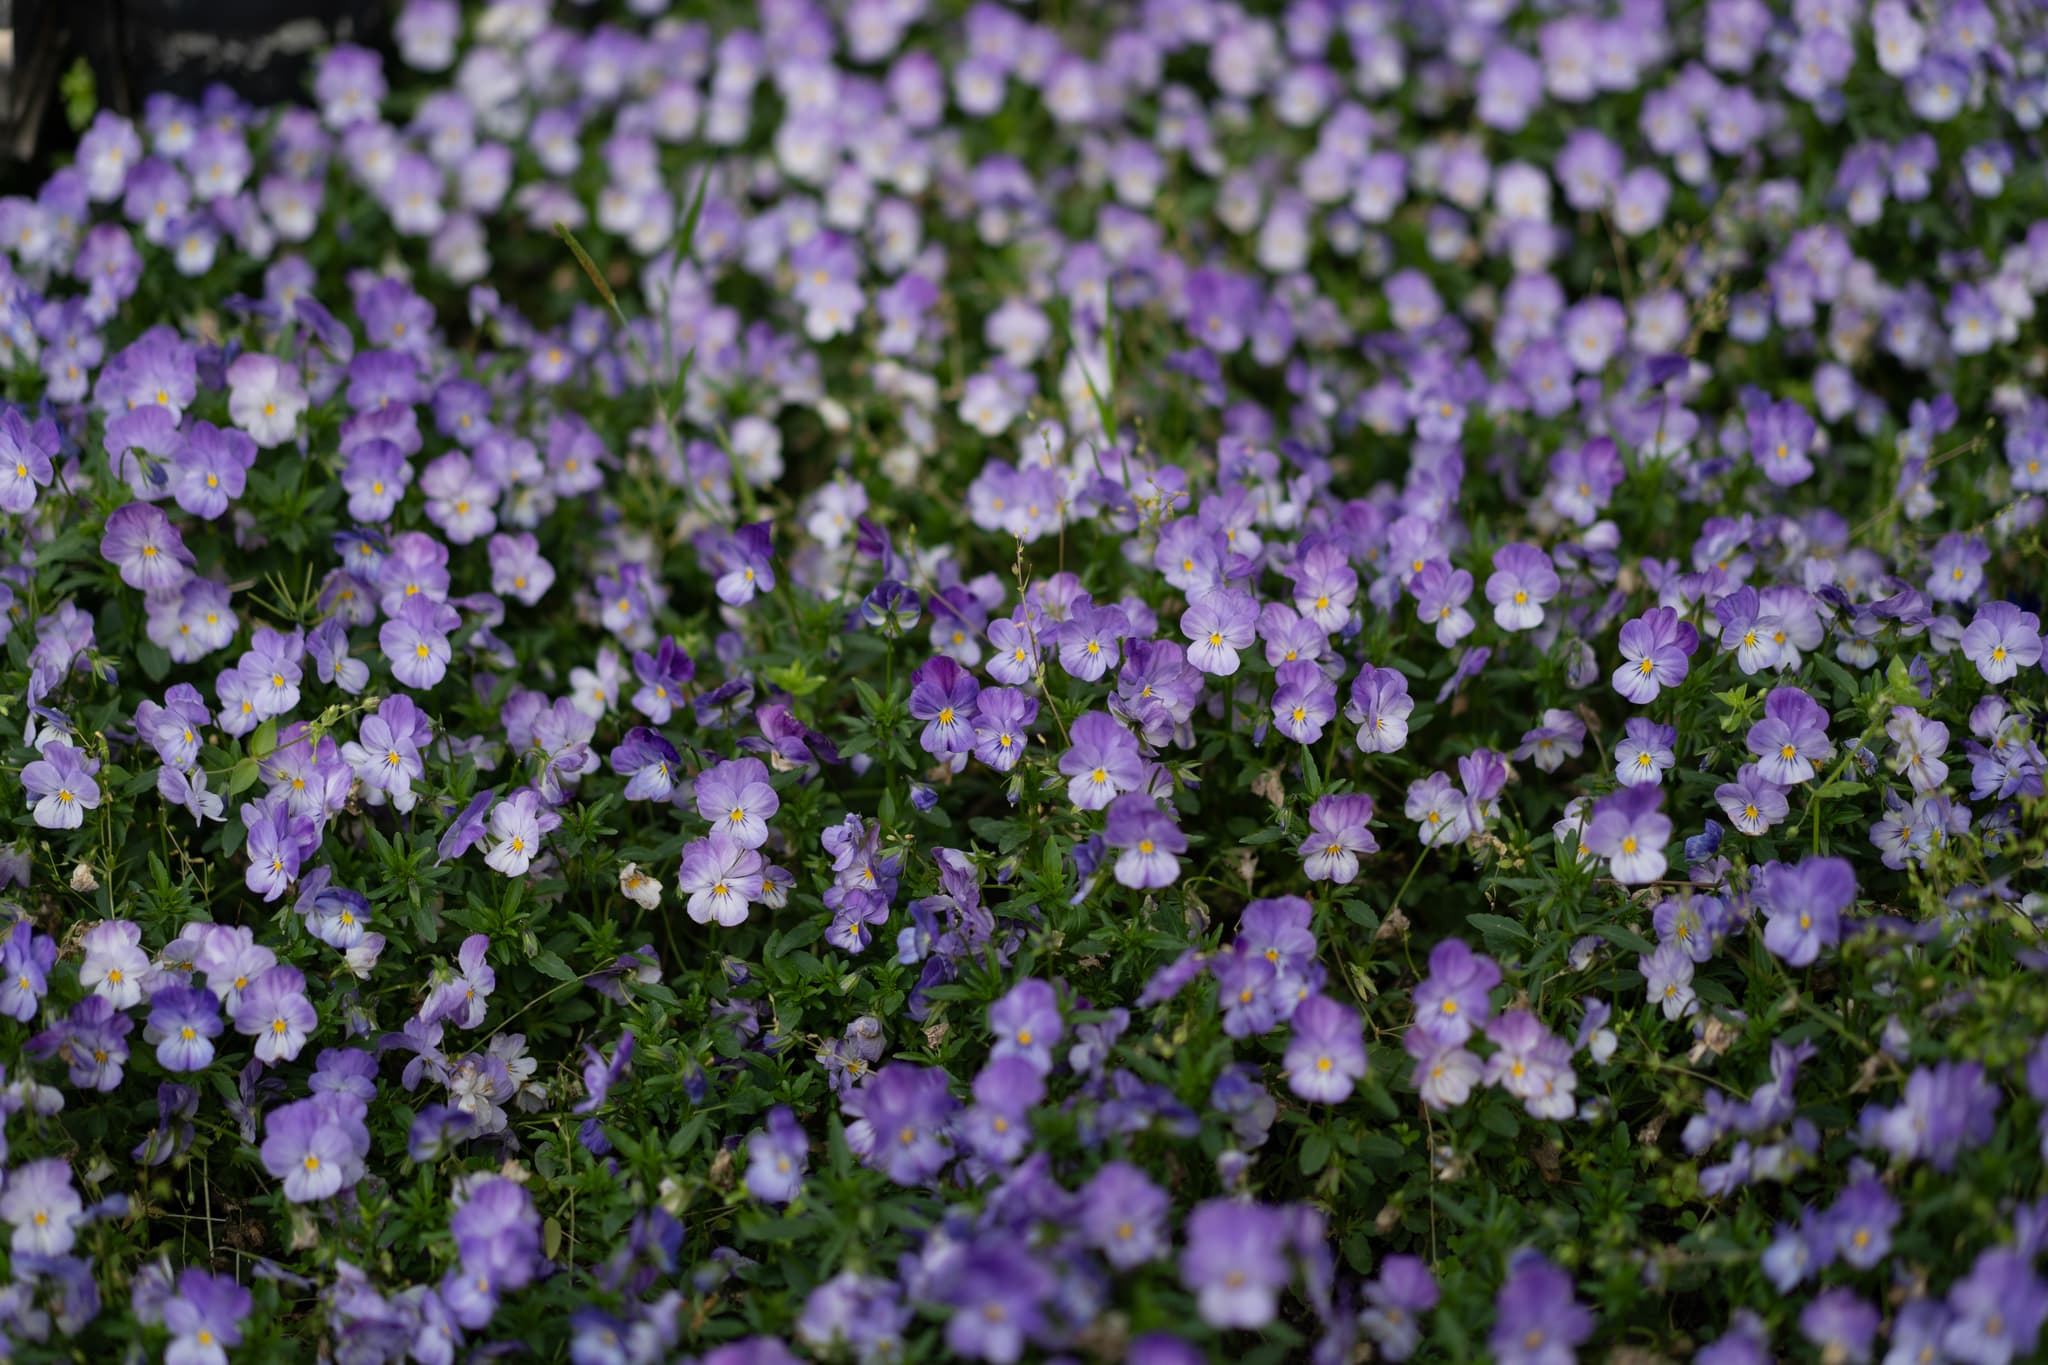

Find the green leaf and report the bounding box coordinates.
[1816,780,1866,799]
[530,950,579,983]
[1298,1132,1332,1176]
[1466,912,1534,945]
[227,756,261,795]
[249,720,279,760]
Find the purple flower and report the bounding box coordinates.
[0,409,58,513]
[1758,856,1855,968]
[695,756,779,849]
[678,832,766,927]
[423,934,495,1030]
[451,1177,541,1292]
[940,1240,1054,1363]
[241,799,313,902]
[1179,1200,1291,1329]
[259,1093,369,1202]
[22,740,101,830]
[1411,560,1476,647]
[1750,399,1816,486]
[1514,708,1587,773]
[483,788,561,877]
[1058,711,1145,811]
[1300,793,1377,884]
[1103,793,1187,889]
[163,1269,252,1365]
[1271,659,1337,743]
[1614,717,1677,786]
[989,978,1062,1073]
[908,656,980,756]
[1181,586,1258,676]
[712,521,777,606]
[1961,602,2043,684]
[1613,606,1697,704]
[1284,995,1367,1102]
[1866,1061,1999,1172]
[744,1106,809,1205]
[1348,665,1415,754]
[1715,764,1790,836]
[145,986,222,1072]
[971,686,1037,772]
[1584,786,1670,884]
[0,1159,82,1256]
[1746,686,1833,786]
[1405,771,1472,846]
[630,637,695,722]
[1490,1252,1592,1365]
[379,594,460,690]
[1412,938,1501,1047]
[0,921,58,1022]
[1079,1161,1169,1269]
[1360,1255,1439,1361]
[1055,602,1127,682]
[1943,1246,2047,1365]
[609,728,681,803]
[100,503,196,590]
[234,965,316,1064]
[171,420,256,519]
[1487,542,1560,632]
[852,1063,957,1186]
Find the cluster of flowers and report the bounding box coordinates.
[0,0,2047,1359]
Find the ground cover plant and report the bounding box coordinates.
[2,0,2047,1360]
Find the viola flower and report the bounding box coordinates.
[1300,793,1377,884]
[1360,1255,1439,1362]
[1059,711,1145,810]
[145,986,222,1071]
[380,593,460,690]
[234,964,317,1064]
[162,1268,252,1365]
[609,728,681,803]
[744,1106,809,1205]
[989,978,1062,1073]
[852,1063,957,1186]
[908,655,980,756]
[1410,560,1475,647]
[1715,764,1790,836]
[482,789,561,878]
[1180,1200,1291,1330]
[1103,792,1187,889]
[1614,717,1677,786]
[226,352,309,447]
[1283,995,1366,1102]
[712,521,777,606]
[1348,665,1415,754]
[1181,586,1258,676]
[0,921,57,1022]
[101,502,196,590]
[1613,606,1697,703]
[1638,942,1697,1021]
[0,1158,82,1257]
[1961,601,2043,684]
[1405,771,1472,847]
[1055,602,1127,682]
[1746,686,1833,785]
[1584,786,1671,884]
[1943,1247,2047,1363]
[1514,708,1587,773]
[1885,706,1950,793]
[259,1094,369,1202]
[1798,1290,1878,1365]
[424,934,496,1030]
[1486,542,1561,632]
[1490,1252,1592,1365]
[1758,856,1855,968]
[630,637,695,722]
[696,757,780,848]
[1411,938,1500,1048]
[1271,660,1337,743]
[971,686,1036,772]
[678,832,767,927]
[22,740,101,830]
[1750,398,1816,485]
[0,409,58,513]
